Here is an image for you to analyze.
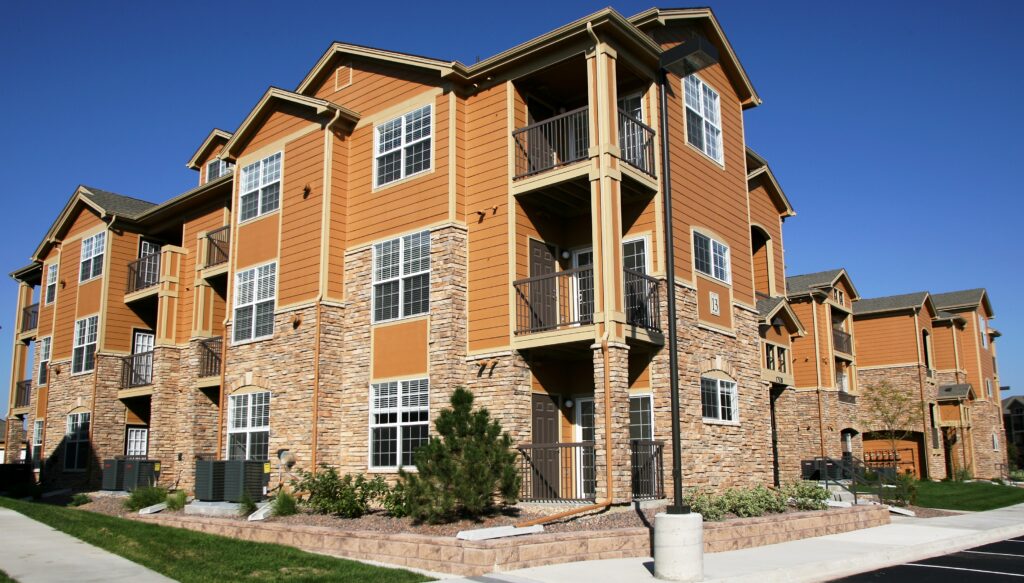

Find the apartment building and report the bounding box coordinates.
[5,7,797,501]
[1004,395,1024,468]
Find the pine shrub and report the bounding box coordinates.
[272,490,299,517]
[125,486,168,511]
[291,467,387,518]
[165,490,187,511]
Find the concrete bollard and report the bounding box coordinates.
[654,512,704,581]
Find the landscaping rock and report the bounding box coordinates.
[139,502,167,515]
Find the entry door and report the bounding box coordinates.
[573,249,594,324]
[531,394,560,499]
[575,398,597,498]
[529,240,557,331]
[139,240,162,258]
[131,331,155,386]
[126,427,148,458]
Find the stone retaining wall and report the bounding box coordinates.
[136,505,890,576]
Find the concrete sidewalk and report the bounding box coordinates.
[0,507,174,583]
[437,503,1024,582]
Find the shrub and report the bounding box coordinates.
[273,491,299,517]
[125,486,168,511]
[382,481,410,518]
[400,388,519,523]
[952,467,973,482]
[784,481,831,511]
[166,490,187,511]
[69,493,92,507]
[238,492,258,517]
[880,473,918,507]
[292,467,388,518]
[1010,469,1024,482]
[715,485,787,518]
[683,488,728,521]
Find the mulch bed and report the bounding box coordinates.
[902,505,959,518]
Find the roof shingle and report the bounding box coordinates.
[931,289,986,311]
[81,186,157,219]
[853,292,929,316]
[785,269,844,296]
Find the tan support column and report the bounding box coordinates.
[155,246,186,346]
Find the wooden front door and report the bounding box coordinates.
[531,393,560,499]
[529,240,557,331]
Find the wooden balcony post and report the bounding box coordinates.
[155,246,186,346]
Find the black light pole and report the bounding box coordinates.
[657,36,719,516]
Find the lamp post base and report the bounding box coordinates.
[654,512,704,581]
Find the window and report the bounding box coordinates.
[629,395,653,441]
[233,263,276,342]
[44,264,58,305]
[31,420,43,469]
[206,158,233,183]
[777,346,787,373]
[373,231,429,322]
[978,313,987,348]
[239,152,281,221]
[79,232,105,282]
[700,377,737,422]
[764,343,788,374]
[622,238,647,273]
[833,289,845,306]
[72,316,98,374]
[993,433,1000,451]
[228,392,270,461]
[375,105,432,187]
[37,336,51,386]
[126,427,148,458]
[764,343,775,371]
[693,231,730,283]
[836,369,849,393]
[64,412,90,471]
[683,75,723,163]
[985,379,993,398]
[370,379,429,468]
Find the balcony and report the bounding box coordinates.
[833,328,853,356]
[624,268,661,333]
[203,226,230,276]
[125,253,161,300]
[513,267,594,338]
[13,380,31,410]
[20,303,38,335]
[617,110,656,177]
[198,337,223,381]
[518,441,596,503]
[120,351,154,390]
[630,439,665,500]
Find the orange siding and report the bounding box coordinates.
[179,205,229,342]
[789,299,820,389]
[64,206,103,240]
[696,276,733,330]
[326,132,348,300]
[278,130,325,306]
[52,238,81,360]
[854,314,918,367]
[466,84,510,352]
[246,104,319,154]
[36,249,59,339]
[748,183,783,295]
[932,320,959,371]
[345,94,450,246]
[235,214,280,270]
[372,318,429,379]
[104,231,147,353]
[313,57,439,119]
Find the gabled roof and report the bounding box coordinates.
[220,88,359,161]
[746,148,795,218]
[853,291,933,317]
[785,268,860,301]
[187,129,233,170]
[756,296,805,335]
[296,42,456,96]
[30,185,156,262]
[937,383,974,401]
[1004,395,1024,413]
[931,288,993,317]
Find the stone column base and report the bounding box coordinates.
[654,512,704,582]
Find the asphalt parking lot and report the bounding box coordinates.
[833,536,1024,581]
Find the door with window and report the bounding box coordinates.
[572,249,594,325]
[575,397,597,499]
[126,427,148,458]
[131,331,155,386]
[623,239,651,327]
[137,240,162,289]
[617,94,646,169]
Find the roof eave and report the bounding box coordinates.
[747,165,795,218]
[296,42,456,96]
[186,129,233,170]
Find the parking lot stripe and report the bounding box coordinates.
[906,563,1024,578]
[965,550,1024,558]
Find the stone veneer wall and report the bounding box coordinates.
[970,399,1009,479]
[857,365,946,480]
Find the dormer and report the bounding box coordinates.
[187,129,234,186]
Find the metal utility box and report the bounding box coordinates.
[123,459,160,490]
[223,460,267,502]
[101,459,125,490]
[194,460,227,501]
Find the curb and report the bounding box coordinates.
[715,522,1024,582]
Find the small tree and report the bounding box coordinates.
[859,380,923,469]
[400,387,520,523]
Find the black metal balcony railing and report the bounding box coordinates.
[833,329,853,355]
[126,253,161,294]
[205,226,230,268]
[624,269,661,332]
[518,442,596,502]
[199,337,223,378]
[630,439,665,500]
[513,106,590,179]
[618,110,656,177]
[14,380,31,408]
[20,303,38,333]
[513,267,594,335]
[121,351,154,389]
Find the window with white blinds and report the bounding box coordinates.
[239,152,281,221]
[233,263,276,342]
[72,316,98,374]
[372,231,430,322]
[228,392,270,461]
[45,264,58,304]
[694,231,730,283]
[683,75,723,163]
[375,105,432,187]
[700,377,737,422]
[370,379,429,468]
[79,232,105,282]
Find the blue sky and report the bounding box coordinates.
[1,0,1021,415]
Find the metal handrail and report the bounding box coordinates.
[205,226,230,268]
[121,351,154,388]
[630,439,665,500]
[518,441,596,502]
[513,267,594,334]
[21,303,39,333]
[618,110,656,176]
[624,269,661,332]
[513,106,590,179]
[833,329,853,354]
[14,380,31,408]
[199,337,223,378]
[126,253,161,294]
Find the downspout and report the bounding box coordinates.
[216,317,228,459]
[517,331,615,528]
[811,293,825,457]
[914,310,930,478]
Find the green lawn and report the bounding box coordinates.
[916,481,1024,511]
[0,497,429,583]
